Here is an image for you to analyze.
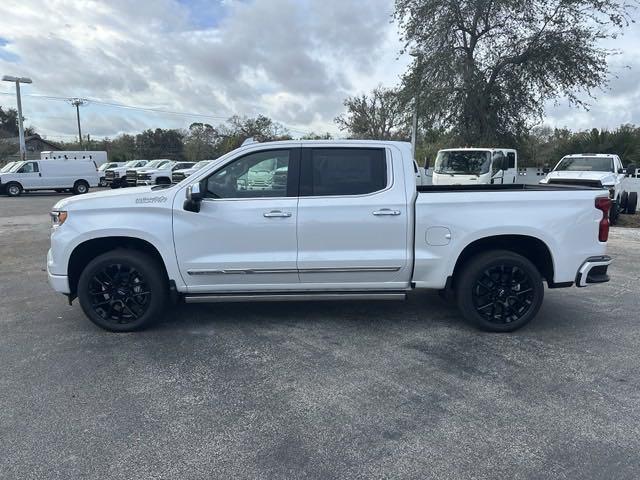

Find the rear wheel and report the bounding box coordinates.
[77,250,168,332]
[620,191,629,212]
[73,180,89,195]
[628,192,638,215]
[456,250,544,332]
[6,182,23,197]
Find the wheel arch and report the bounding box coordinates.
[68,236,170,296]
[451,234,557,286]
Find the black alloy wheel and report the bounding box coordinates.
[77,250,167,332]
[456,250,544,332]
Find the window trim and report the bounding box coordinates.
[201,147,301,201]
[299,147,392,199]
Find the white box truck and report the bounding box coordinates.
[432,148,518,186]
[0,159,99,196]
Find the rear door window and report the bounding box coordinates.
[301,148,387,196]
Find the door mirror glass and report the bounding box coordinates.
[184,180,205,213]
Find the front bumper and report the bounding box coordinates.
[47,250,70,294]
[576,256,612,287]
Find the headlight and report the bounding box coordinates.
[50,211,68,227]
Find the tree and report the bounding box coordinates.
[184,123,217,161]
[394,0,636,145]
[0,106,35,138]
[134,128,185,160]
[214,115,291,154]
[335,87,410,140]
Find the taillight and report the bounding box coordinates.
[595,197,611,242]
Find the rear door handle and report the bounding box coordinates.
[264,210,292,218]
[373,209,401,216]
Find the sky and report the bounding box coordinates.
[0,0,639,142]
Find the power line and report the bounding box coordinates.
[0,90,312,135]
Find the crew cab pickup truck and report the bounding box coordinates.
[47,140,613,333]
[105,160,148,188]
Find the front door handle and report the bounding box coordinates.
[373,209,401,216]
[264,210,292,218]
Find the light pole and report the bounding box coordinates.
[69,98,88,149]
[409,50,422,160]
[2,75,32,161]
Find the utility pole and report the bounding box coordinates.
[69,98,88,149]
[2,75,33,161]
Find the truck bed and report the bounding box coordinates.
[417,183,603,193]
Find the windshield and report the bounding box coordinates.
[554,157,614,172]
[98,162,117,171]
[124,160,142,167]
[435,151,491,175]
[143,160,164,168]
[8,161,25,173]
[194,160,212,169]
[0,162,16,173]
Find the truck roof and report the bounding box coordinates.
[563,153,619,158]
[438,147,516,152]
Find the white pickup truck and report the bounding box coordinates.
[540,153,638,219]
[47,140,613,333]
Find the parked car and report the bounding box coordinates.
[105,160,148,188]
[0,159,98,196]
[432,148,518,186]
[98,162,124,187]
[172,160,214,184]
[540,153,637,219]
[48,140,612,333]
[129,161,195,186]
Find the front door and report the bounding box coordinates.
[173,148,301,293]
[16,161,43,189]
[296,146,410,290]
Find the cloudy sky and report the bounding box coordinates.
[0,0,639,141]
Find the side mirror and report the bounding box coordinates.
[618,168,626,174]
[543,167,551,174]
[626,164,636,177]
[183,180,205,213]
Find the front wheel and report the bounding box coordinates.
[5,182,23,197]
[73,180,89,195]
[455,250,544,332]
[77,250,168,332]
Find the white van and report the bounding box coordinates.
[41,151,108,167]
[0,159,99,197]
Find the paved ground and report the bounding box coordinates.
[1,192,639,480]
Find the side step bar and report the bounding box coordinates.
[184,291,407,304]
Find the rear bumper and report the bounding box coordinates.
[576,256,612,287]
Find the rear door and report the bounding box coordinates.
[296,146,410,289]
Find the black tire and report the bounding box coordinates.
[5,182,23,197]
[77,249,168,332]
[73,180,90,195]
[455,250,544,332]
[610,201,619,225]
[620,191,628,212]
[628,192,638,215]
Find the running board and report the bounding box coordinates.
[184,291,407,304]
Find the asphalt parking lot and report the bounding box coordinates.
[1,192,639,480]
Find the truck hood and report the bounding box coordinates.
[545,170,616,185]
[432,173,483,185]
[53,186,160,211]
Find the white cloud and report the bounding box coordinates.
[0,0,638,140]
